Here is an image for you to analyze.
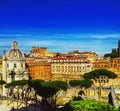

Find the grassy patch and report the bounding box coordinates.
[61,100,119,111]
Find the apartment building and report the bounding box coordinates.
[26,46,52,80]
[68,50,97,62]
[51,55,92,81]
[26,56,51,80]
[93,58,111,70]
[30,46,53,58]
[92,57,120,87]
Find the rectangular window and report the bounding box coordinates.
[21,63,23,68]
[7,64,9,68]
[14,63,16,68]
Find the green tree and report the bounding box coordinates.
[80,79,93,97]
[29,80,68,108]
[69,100,118,111]
[83,69,117,100]
[28,80,44,111]
[50,80,68,105]
[0,80,6,85]
[104,53,111,58]
[83,69,117,79]
[69,79,93,98]
[104,51,118,58]
[29,80,67,100]
[110,53,118,58]
[28,79,44,99]
[80,79,93,89]
[5,80,30,110]
[69,80,81,87]
[112,48,117,53]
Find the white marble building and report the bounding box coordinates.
[2,40,29,96]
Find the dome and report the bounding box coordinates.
[7,49,25,60]
[6,40,25,60]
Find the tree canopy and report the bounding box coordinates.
[80,79,93,89]
[29,80,68,100]
[0,80,6,85]
[83,69,117,80]
[5,80,29,88]
[69,80,81,87]
[69,79,93,89]
[104,51,118,58]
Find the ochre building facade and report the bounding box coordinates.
[26,47,52,80]
[26,57,51,80]
[92,57,120,87]
[51,55,92,81]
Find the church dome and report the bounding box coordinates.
[6,40,25,60]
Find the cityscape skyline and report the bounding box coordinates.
[0,0,120,56]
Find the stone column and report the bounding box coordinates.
[2,53,7,96]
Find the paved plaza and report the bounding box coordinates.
[0,100,41,111]
[0,100,11,111]
[0,105,10,111]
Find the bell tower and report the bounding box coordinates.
[118,40,120,57]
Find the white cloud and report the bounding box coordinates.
[43,33,120,39]
[0,33,119,56]
[0,33,120,39]
[0,41,11,46]
[88,34,120,39]
[20,40,55,47]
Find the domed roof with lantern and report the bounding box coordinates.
[6,40,25,60]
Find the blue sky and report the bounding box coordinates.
[0,0,120,56]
